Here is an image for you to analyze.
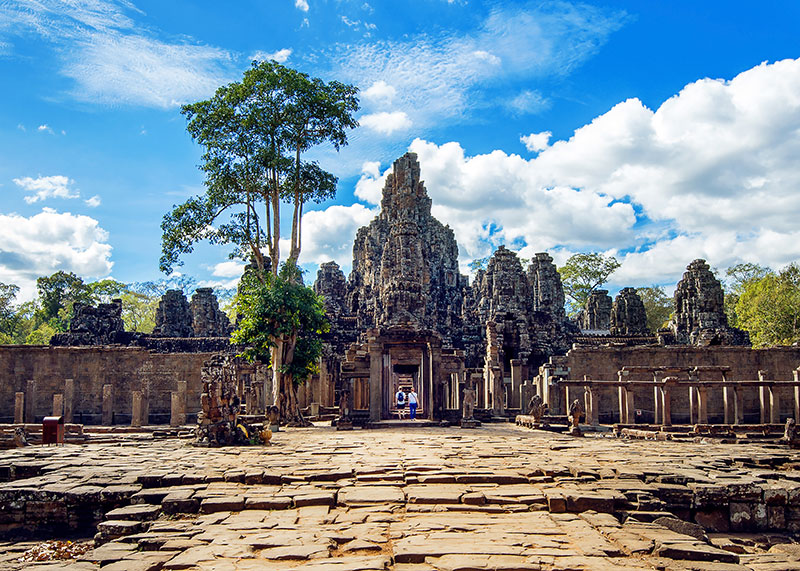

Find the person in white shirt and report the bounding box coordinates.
[408,387,418,420]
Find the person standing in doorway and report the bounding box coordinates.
[408,387,418,420]
[395,387,406,419]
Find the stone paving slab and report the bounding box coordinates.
[1,424,800,570]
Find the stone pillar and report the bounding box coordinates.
[102,384,113,426]
[689,386,697,424]
[585,384,598,426]
[63,379,74,423]
[698,386,709,425]
[369,346,383,422]
[654,386,662,425]
[758,371,770,424]
[625,388,635,424]
[491,366,504,416]
[795,385,800,424]
[723,386,735,424]
[770,386,781,424]
[170,392,183,427]
[618,385,627,424]
[52,394,64,417]
[131,391,142,427]
[510,359,522,409]
[660,385,672,427]
[25,379,36,423]
[177,380,187,423]
[14,392,24,424]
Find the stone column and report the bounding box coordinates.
[25,379,36,423]
[63,379,74,423]
[688,386,697,424]
[131,391,142,427]
[653,385,662,425]
[52,394,64,417]
[723,386,735,424]
[369,345,383,422]
[585,383,598,426]
[177,380,187,424]
[102,384,113,426]
[618,385,627,424]
[660,385,672,427]
[698,386,709,425]
[14,392,24,424]
[770,386,781,424]
[491,366,504,416]
[625,388,635,424]
[795,385,800,425]
[758,371,770,424]
[510,359,522,409]
[520,382,535,414]
[170,392,182,427]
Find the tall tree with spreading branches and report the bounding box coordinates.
[558,252,621,315]
[160,60,359,276]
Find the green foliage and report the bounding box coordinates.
[118,290,158,333]
[36,271,94,327]
[735,264,800,347]
[0,283,21,341]
[232,262,329,386]
[558,253,621,314]
[724,263,774,327]
[25,321,58,345]
[636,285,673,332]
[161,60,359,276]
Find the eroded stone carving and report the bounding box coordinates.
[669,259,749,346]
[154,290,193,337]
[527,394,547,427]
[190,288,232,337]
[582,290,612,332]
[568,398,585,436]
[611,288,648,335]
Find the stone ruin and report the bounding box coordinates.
[153,290,193,337]
[195,353,272,446]
[50,299,126,346]
[668,259,749,346]
[610,287,648,336]
[581,289,612,332]
[311,154,754,424]
[189,287,232,337]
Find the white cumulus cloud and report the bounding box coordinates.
[251,48,292,63]
[362,80,396,105]
[295,0,309,12]
[520,131,551,152]
[359,111,412,135]
[298,204,378,271]
[0,208,113,301]
[14,175,79,203]
[84,195,101,208]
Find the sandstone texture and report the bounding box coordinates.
[610,288,649,336]
[670,259,749,346]
[1,424,799,570]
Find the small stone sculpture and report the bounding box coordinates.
[14,427,29,447]
[781,418,799,449]
[336,389,353,430]
[528,394,547,427]
[568,398,584,437]
[460,385,479,428]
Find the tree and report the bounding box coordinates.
[558,253,621,314]
[0,283,21,343]
[724,263,773,327]
[160,60,359,276]
[118,290,159,333]
[636,286,673,332]
[232,262,328,424]
[735,264,800,347]
[36,271,94,327]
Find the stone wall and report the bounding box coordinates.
[554,345,800,423]
[0,345,214,424]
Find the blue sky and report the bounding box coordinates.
[1,0,800,300]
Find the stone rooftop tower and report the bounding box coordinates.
[670,259,749,346]
[346,152,465,343]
